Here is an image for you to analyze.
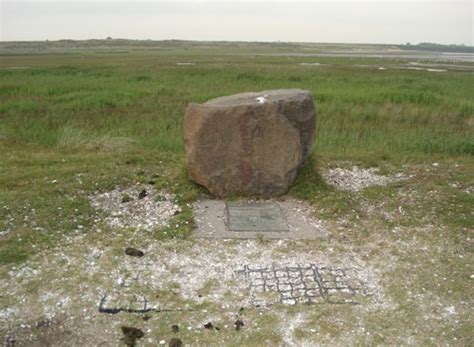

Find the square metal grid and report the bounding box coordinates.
[239,264,369,306]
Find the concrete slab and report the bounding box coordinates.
[192,198,327,239]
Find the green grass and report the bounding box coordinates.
[1,52,473,157]
[0,43,473,266]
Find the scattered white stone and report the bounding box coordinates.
[0,234,388,345]
[0,308,16,320]
[443,305,456,317]
[323,166,396,192]
[89,186,179,231]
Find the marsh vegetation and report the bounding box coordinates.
[0,41,472,345]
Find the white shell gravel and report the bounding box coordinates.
[89,185,180,231]
[323,166,396,192]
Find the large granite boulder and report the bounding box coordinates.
[183,89,317,197]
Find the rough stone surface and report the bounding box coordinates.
[183,89,317,197]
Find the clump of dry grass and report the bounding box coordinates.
[57,126,135,152]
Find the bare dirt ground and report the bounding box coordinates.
[0,226,387,346]
[1,164,472,346]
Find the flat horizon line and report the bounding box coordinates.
[1,38,473,48]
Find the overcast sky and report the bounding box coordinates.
[1,0,472,44]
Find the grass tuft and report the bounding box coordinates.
[57,125,135,151]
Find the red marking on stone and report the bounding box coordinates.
[255,171,264,189]
[239,115,253,187]
[240,115,251,155]
[239,160,252,187]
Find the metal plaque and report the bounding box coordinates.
[225,202,289,232]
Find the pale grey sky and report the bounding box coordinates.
[1,0,472,44]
